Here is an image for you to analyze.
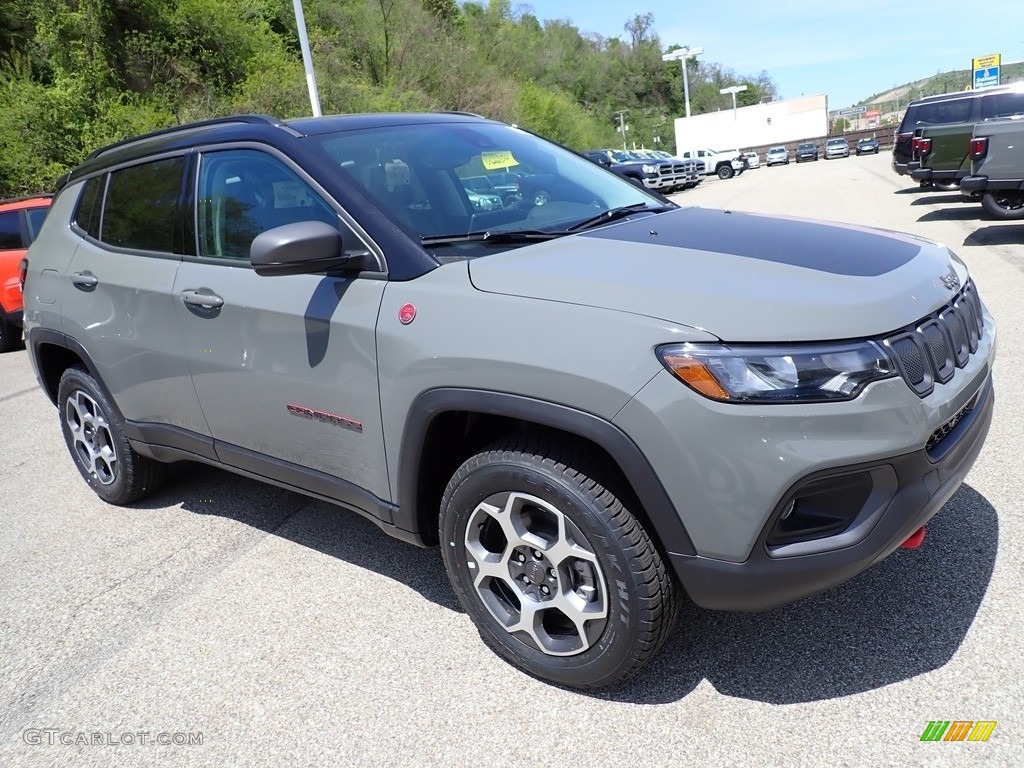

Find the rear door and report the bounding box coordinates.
[60,158,210,436]
[0,208,27,318]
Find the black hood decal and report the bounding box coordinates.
[581,207,921,277]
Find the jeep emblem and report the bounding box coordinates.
[940,267,960,291]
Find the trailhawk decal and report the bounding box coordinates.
[582,207,922,277]
[286,403,363,433]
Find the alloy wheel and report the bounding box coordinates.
[65,389,118,485]
[464,491,608,656]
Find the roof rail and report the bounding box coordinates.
[0,193,55,205]
[85,114,284,161]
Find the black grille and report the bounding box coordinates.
[884,281,985,397]
[927,392,978,452]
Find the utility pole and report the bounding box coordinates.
[614,110,629,150]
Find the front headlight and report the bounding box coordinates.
[657,342,895,403]
[642,164,658,174]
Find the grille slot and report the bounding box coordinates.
[884,281,985,398]
[927,393,978,453]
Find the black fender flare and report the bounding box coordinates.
[27,328,117,408]
[396,388,696,556]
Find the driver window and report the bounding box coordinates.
[197,149,337,260]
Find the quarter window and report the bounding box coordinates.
[26,207,49,241]
[74,176,104,240]
[197,149,337,261]
[102,157,185,253]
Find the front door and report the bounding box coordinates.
[172,148,390,501]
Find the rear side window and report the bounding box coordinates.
[101,157,186,253]
[74,176,104,240]
[905,97,973,127]
[980,91,1024,120]
[0,211,21,250]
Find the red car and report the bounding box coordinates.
[0,194,52,351]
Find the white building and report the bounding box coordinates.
[672,94,829,151]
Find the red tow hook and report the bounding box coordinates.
[900,526,926,549]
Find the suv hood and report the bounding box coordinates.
[468,207,966,342]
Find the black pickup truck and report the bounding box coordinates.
[582,149,700,194]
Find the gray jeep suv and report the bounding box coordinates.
[23,113,996,689]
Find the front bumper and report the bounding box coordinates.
[670,377,993,611]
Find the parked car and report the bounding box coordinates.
[795,142,819,162]
[676,147,746,179]
[960,115,1024,220]
[0,194,52,352]
[824,138,850,159]
[23,111,996,690]
[765,146,789,166]
[892,82,1024,177]
[463,174,519,207]
[743,151,760,169]
[908,84,1024,189]
[464,187,503,211]
[583,149,700,193]
[856,137,880,155]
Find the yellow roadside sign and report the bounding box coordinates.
[973,54,1000,70]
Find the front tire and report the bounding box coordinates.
[980,192,1024,220]
[439,436,680,689]
[717,164,734,180]
[57,366,164,505]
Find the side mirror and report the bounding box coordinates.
[250,221,374,277]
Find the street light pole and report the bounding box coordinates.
[662,47,703,119]
[614,109,629,150]
[719,85,748,120]
[292,0,322,116]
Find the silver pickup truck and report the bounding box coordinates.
[960,115,1024,220]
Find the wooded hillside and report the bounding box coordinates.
[0,0,776,196]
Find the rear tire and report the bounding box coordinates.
[0,316,21,353]
[439,435,680,689]
[980,192,1024,220]
[57,366,165,505]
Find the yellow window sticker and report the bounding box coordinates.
[481,151,519,170]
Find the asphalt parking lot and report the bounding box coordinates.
[1,152,1021,767]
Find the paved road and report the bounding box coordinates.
[1,154,1021,767]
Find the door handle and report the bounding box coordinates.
[71,271,98,289]
[180,289,224,309]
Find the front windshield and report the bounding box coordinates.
[310,121,666,256]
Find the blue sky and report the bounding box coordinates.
[527,0,1024,109]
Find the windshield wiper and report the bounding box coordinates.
[420,229,563,247]
[565,203,674,233]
